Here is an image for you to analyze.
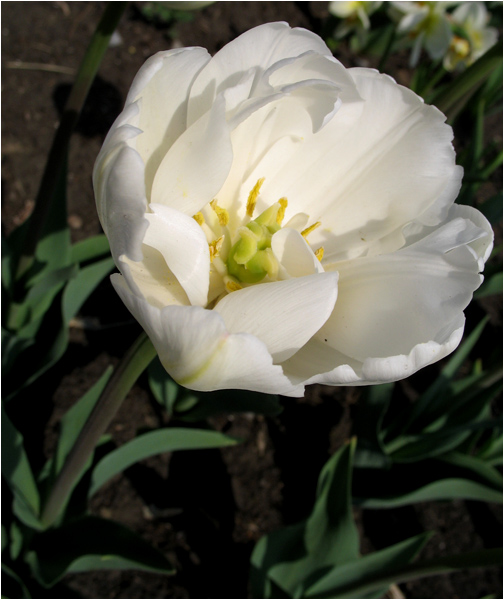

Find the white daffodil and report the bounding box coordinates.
[390,1,458,66]
[94,22,492,397]
[329,1,382,38]
[444,2,498,71]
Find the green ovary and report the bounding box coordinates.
[226,204,282,284]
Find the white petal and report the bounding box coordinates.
[150,94,233,216]
[424,15,452,59]
[321,217,486,362]
[282,315,464,386]
[93,143,148,263]
[112,275,304,396]
[214,272,338,363]
[187,22,332,125]
[143,204,210,307]
[119,248,190,309]
[271,228,324,278]
[360,320,464,382]
[262,67,460,260]
[266,51,360,105]
[127,48,211,198]
[446,205,494,270]
[93,102,142,238]
[281,338,362,385]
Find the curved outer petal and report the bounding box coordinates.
[128,48,211,198]
[282,315,465,387]
[187,22,333,125]
[112,274,304,396]
[94,48,211,262]
[93,136,148,264]
[214,272,338,363]
[281,208,491,387]
[321,215,488,362]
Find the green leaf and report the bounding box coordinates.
[2,234,13,296]
[388,418,501,463]
[303,532,432,599]
[1,405,40,525]
[1,564,31,599]
[308,548,503,599]
[148,357,283,419]
[251,440,359,598]
[1,328,34,376]
[475,271,503,298]
[17,264,78,330]
[8,521,23,561]
[89,427,239,497]
[62,256,115,323]
[147,358,180,413]
[25,516,174,587]
[53,367,114,478]
[353,383,394,468]
[394,317,489,434]
[70,234,110,264]
[356,477,502,509]
[439,451,503,490]
[181,389,284,421]
[476,430,503,465]
[4,257,115,400]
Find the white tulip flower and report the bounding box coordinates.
[94,22,493,397]
[444,2,498,71]
[329,1,382,38]
[391,1,458,66]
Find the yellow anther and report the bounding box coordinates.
[315,247,324,262]
[209,236,224,263]
[225,279,243,293]
[193,212,205,226]
[301,221,321,239]
[276,197,288,225]
[451,35,470,59]
[246,177,265,218]
[210,200,229,227]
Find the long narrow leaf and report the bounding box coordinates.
[356,477,502,509]
[1,405,40,525]
[25,516,174,587]
[303,532,432,599]
[89,428,239,497]
[306,548,503,599]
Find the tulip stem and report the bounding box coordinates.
[14,1,129,283]
[40,331,156,528]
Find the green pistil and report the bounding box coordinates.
[227,203,282,284]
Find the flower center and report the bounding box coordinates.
[227,201,284,284]
[194,178,323,299]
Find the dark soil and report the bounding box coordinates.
[2,2,502,599]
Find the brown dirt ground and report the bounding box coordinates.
[2,2,502,599]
